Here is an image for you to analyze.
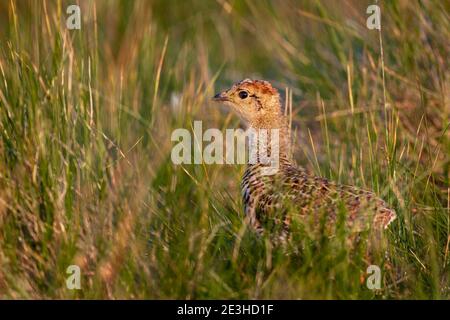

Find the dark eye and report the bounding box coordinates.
[238,91,249,99]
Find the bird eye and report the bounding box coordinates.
[238,91,249,99]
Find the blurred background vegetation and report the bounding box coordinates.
[0,0,448,298]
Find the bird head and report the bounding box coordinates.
[212,79,282,128]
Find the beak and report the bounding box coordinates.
[212,92,229,102]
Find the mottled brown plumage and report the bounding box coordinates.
[213,79,396,237]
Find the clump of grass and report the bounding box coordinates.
[0,0,448,299]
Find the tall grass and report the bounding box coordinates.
[0,0,448,299]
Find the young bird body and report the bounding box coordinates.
[213,79,396,236]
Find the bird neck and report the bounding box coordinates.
[248,114,291,164]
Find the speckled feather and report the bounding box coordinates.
[241,157,396,235]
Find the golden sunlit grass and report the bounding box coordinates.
[0,0,448,299]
